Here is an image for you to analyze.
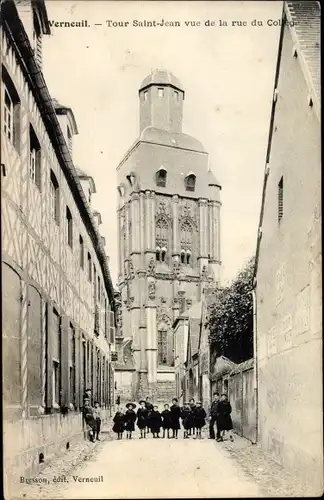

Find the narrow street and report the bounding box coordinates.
[60,434,261,499]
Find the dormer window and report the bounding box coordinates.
[156,168,167,188]
[185,173,196,192]
[158,88,164,98]
[126,173,136,187]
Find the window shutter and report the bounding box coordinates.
[94,305,100,336]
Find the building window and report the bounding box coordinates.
[79,235,84,269]
[156,217,169,261]
[67,126,72,155]
[87,252,92,281]
[93,265,97,300]
[161,247,166,262]
[180,220,193,257]
[66,207,73,248]
[50,171,60,224]
[156,246,161,262]
[158,329,168,364]
[186,250,191,265]
[53,361,60,407]
[69,323,76,407]
[185,173,196,192]
[2,68,21,152]
[158,88,164,98]
[109,311,115,344]
[156,168,167,187]
[29,125,41,190]
[278,176,283,223]
[181,249,185,264]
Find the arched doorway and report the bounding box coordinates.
[2,263,22,413]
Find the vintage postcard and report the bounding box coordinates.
[1,0,322,498]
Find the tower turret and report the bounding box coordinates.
[139,69,185,134]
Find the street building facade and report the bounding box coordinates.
[116,69,222,401]
[254,1,322,493]
[1,0,116,478]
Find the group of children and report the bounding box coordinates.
[112,397,207,440]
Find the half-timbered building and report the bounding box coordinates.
[1,0,116,479]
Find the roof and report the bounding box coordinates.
[210,355,236,380]
[75,166,97,193]
[139,69,183,93]
[52,98,79,135]
[230,358,254,375]
[285,1,320,113]
[190,318,201,356]
[140,126,206,153]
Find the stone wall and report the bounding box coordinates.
[4,410,111,480]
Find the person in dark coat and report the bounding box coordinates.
[82,398,95,442]
[145,397,154,433]
[218,393,234,442]
[181,402,192,439]
[193,401,206,439]
[137,400,149,438]
[124,403,137,439]
[112,409,125,439]
[161,404,172,438]
[150,405,162,438]
[188,398,196,436]
[209,392,221,440]
[170,398,181,439]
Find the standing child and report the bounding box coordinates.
[82,398,95,442]
[137,400,149,439]
[145,396,154,434]
[124,403,137,439]
[170,398,181,439]
[188,398,196,436]
[93,401,102,441]
[161,404,172,438]
[112,408,125,440]
[150,405,162,438]
[218,393,234,442]
[193,401,207,439]
[181,402,192,439]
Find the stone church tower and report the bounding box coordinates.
[116,69,221,400]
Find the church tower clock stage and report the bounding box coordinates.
[116,70,221,400]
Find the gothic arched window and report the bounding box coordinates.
[186,250,191,265]
[180,249,185,264]
[156,168,167,188]
[156,246,161,262]
[156,217,169,262]
[157,329,168,365]
[185,173,196,192]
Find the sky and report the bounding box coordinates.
[42,0,283,287]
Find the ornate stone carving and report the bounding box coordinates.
[128,260,135,279]
[201,265,208,280]
[160,297,167,304]
[147,257,156,277]
[157,313,172,327]
[172,260,181,279]
[186,299,192,307]
[148,282,156,300]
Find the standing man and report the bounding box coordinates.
[83,398,95,442]
[209,392,221,440]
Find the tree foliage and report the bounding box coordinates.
[208,257,255,363]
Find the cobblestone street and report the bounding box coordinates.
[15,425,309,499]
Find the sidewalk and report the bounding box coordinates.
[218,433,316,497]
[9,421,113,500]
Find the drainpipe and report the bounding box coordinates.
[251,288,258,443]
